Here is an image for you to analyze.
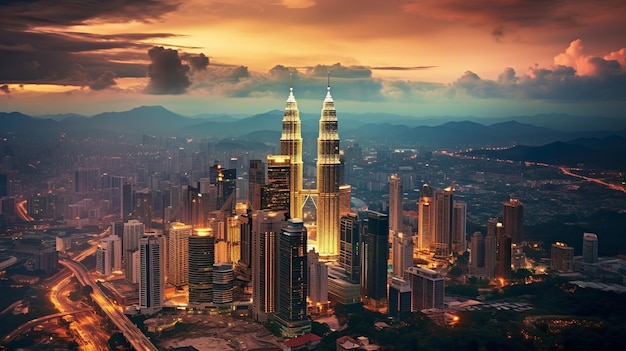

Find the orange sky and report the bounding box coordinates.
[0,0,625,117]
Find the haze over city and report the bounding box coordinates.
[1,0,625,118]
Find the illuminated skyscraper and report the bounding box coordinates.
[502,198,524,244]
[139,231,164,315]
[276,218,310,336]
[389,174,403,234]
[316,84,341,259]
[168,222,192,288]
[251,209,285,322]
[96,234,121,275]
[188,228,215,305]
[551,242,574,272]
[417,184,434,251]
[279,87,303,219]
[339,213,361,283]
[433,186,454,257]
[262,155,291,211]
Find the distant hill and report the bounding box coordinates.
[2,106,625,151]
[464,136,626,169]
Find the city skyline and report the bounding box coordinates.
[0,0,625,118]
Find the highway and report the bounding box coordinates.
[2,309,92,343]
[60,259,159,351]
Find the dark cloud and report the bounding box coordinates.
[0,1,180,86]
[89,71,117,90]
[371,66,437,71]
[0,84,9,94]
[492,25,505,41]
[309,63,372,79]
[181,53,209,71]
[144,46,191,95]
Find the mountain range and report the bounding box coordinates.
[2,106,626,168]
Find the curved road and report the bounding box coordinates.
[2,309,92,342]
[60,259,159,351]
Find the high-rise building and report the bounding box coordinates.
[469,231,485,278]
[122,182,133,222]
[133,188,153,229]
[307,249,329,313]
[417,184,434,251]
[96,234,122,275]
[248,159,265,210]
[389,174,403,235]
[139,231,164,315]
[213,262,234,304]
[392,232,413,279]
[239,210,252,271]
[484,219,498,280]
[551,242,574,272]
[339,213,361,283]
[362,211,389,302]
[168,222,192,288]
[251,209,286,322]
[262,155,291,211]
[405,266,444,311]
[74,168,100,193]
[217,168,237,214]
[188,228,215,305]
[582,232,598,263]
[388,277,412,319]
[502,198,524,244]
[390,174,413,278]
[452,201,467,254]
[496,234,512,281]
[433,186,454,257]
[123,219,145,280]
[316,85,341,259]
[276,218,310,337]
[279,87,303,220]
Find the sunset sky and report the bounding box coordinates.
[1,0,625,118]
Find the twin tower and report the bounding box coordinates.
[278,84,342,259]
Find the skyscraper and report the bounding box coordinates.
[388,277,412,319]
[276,218,310,337]
[262,155,291,211]
[339,213,361,283]
[213,262,234,304]
[392,232,414,278]
[188,228,215,305]
[316,85,341,259]
[582,232,598,263]
[362,211,389,302]
[139,231,164,315]
[433,186,454,257]
[452,201,467,254]
[168,222,192,288]
[133,188,153,229]
[123,219,144,282]
[389,174,403,235]
[551,242,574,272]
[251,209,286,322]
[248,159,265,210]
[96,234,121,275]
[390,174,413,277]
[279,87,303,220]
[469,231,486,278]
[405,266,444,311]
[502,198,524,244]
[307,248,329,313]
[417,184,434,251]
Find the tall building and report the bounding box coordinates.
[133,188,153,229]
[307,249,329,312]
[469,231,485,277]
[139,231,164,315]
[362,211,389,302]
[96,234,121,275]
[123,219,145,281]
[484,219,498,280]
[433,186,454,257]
[389,174,403,234]
[496,234,512,281]
[339,213,361,283]
[405,266,444,311]
[279,87,303,220]
[392,232,413,279]
[188,228,215,305]
[248,159,265,210]
[262,155,291,211]
[551,242,574,272]
[74,168,100,193]
[168,222,192,288]
[388,277,412,319]
[417,184,434,251]
[217,168,237,214]
[452,201,467,254]
[213,262,234,304]
[276,218,310,337]
[502,198,524,244]
[252,209,286,322]
[316,85,341,259]
[582,232,598,263]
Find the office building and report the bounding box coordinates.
[188,228,215,305]
[248,159,265,210]
[213,262,234,304]
[279,87,304,220]
[123,219,145,281]
[469,231,485,278]
[388,277,412,319]
[496,234,512,281]
[168,222,192,288]
[139,231,164,315]
[452,201,467,254]
[389,174,403,235]
[502,198,524,244]
[133,188,153,229]
[276,218,310,337]
[362,211,389,302]
[96,234,121,275]
[583,232,598,263]
[417,184,434,251]
[405,266,444,311]
[339,213,361,283]
[433,186,454,257]
[307,249,329,314]
[262,155,291,211]
[252,209,286,322]
[551,242,574,272]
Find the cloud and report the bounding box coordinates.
[554,39,625,76]
[144,46,191,95]
[181,53,209,71]
[0,84,9,95]
[89,71,117,90]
